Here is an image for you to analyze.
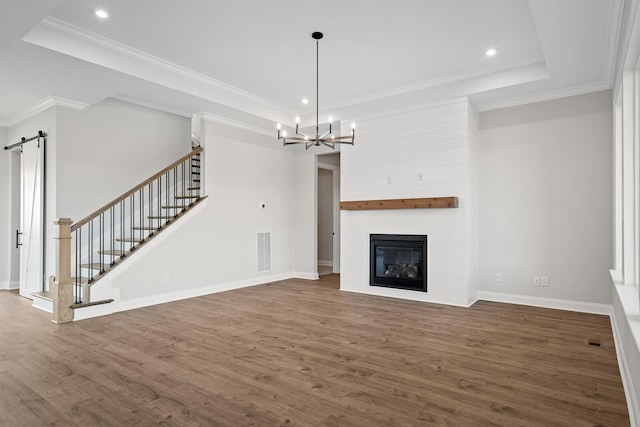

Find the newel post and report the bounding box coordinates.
[52,218,73,323]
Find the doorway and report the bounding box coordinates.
[317,153,340,276]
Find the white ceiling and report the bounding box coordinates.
[0,0,623,129]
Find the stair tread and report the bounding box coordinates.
[80,263,103,270]
[162,206,186,209]
[187,187,200,191]
[132,226,157,230]
[31,291,52,301]
[116,237,142,242]
[71,299,114,309]
[72,276,90,285]
[99,250,125,256]
[174,195,200,199]
[148,215,173,219]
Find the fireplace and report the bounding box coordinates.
[370,234,427,292]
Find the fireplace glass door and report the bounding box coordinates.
[370,234,427,292]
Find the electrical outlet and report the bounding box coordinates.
[163,273,169,283]
[417,172,423,182]
[541,276,549,287]
[533,276,540,286]
[386,176,392,184]
[495,273,501,282]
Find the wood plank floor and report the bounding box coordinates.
[0,275,629,426]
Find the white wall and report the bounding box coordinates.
[93,119,297,306]
[467,104,480,302]
[341,98,479,306]
[479,91,613,306]
[56,98,191,221]
[292,154,317,279]
[319,153,340,167]
[0,126,10,289]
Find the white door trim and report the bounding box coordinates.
[318,161,340,274]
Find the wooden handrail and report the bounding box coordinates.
[71,146,202,231]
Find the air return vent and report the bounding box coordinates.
[257,232,271,272]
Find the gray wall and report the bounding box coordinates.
[317,168,333,264]
[56,98,191,221]
[479,90,613,304]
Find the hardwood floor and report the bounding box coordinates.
[0,275,629,426]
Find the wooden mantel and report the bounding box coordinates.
[340,197,458,210]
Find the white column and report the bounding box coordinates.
[622,71,636,286]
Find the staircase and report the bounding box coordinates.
[43,146,204,322]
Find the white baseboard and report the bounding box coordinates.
[610,305,640,426]
[74,272,295,320]
[31,295,53,313]
[73,303,115,321]
[477,291,612,315]
[293,271,319,280]
[317,260,333,267]
[74,271,325,321]
[0,281,19,290]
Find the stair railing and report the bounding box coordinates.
[52,146,202,322]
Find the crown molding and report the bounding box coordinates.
[323,55,546,112]
[35,17,296,119]
[347,97,468,124]
[475,80,611,112]
[196,112,273,138]
[112,94,192,118]
[0,96,88,127]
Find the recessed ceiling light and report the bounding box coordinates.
[301,98,309,105]
[95,9,109,19]
[486,48,497,57]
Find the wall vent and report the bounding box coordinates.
[257,232,271,272]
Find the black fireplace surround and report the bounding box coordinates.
[370,234,427,292]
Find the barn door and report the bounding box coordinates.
[19,141,44,298]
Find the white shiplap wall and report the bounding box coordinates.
[340,97,479,306]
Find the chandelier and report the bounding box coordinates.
[277,32,355,150]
